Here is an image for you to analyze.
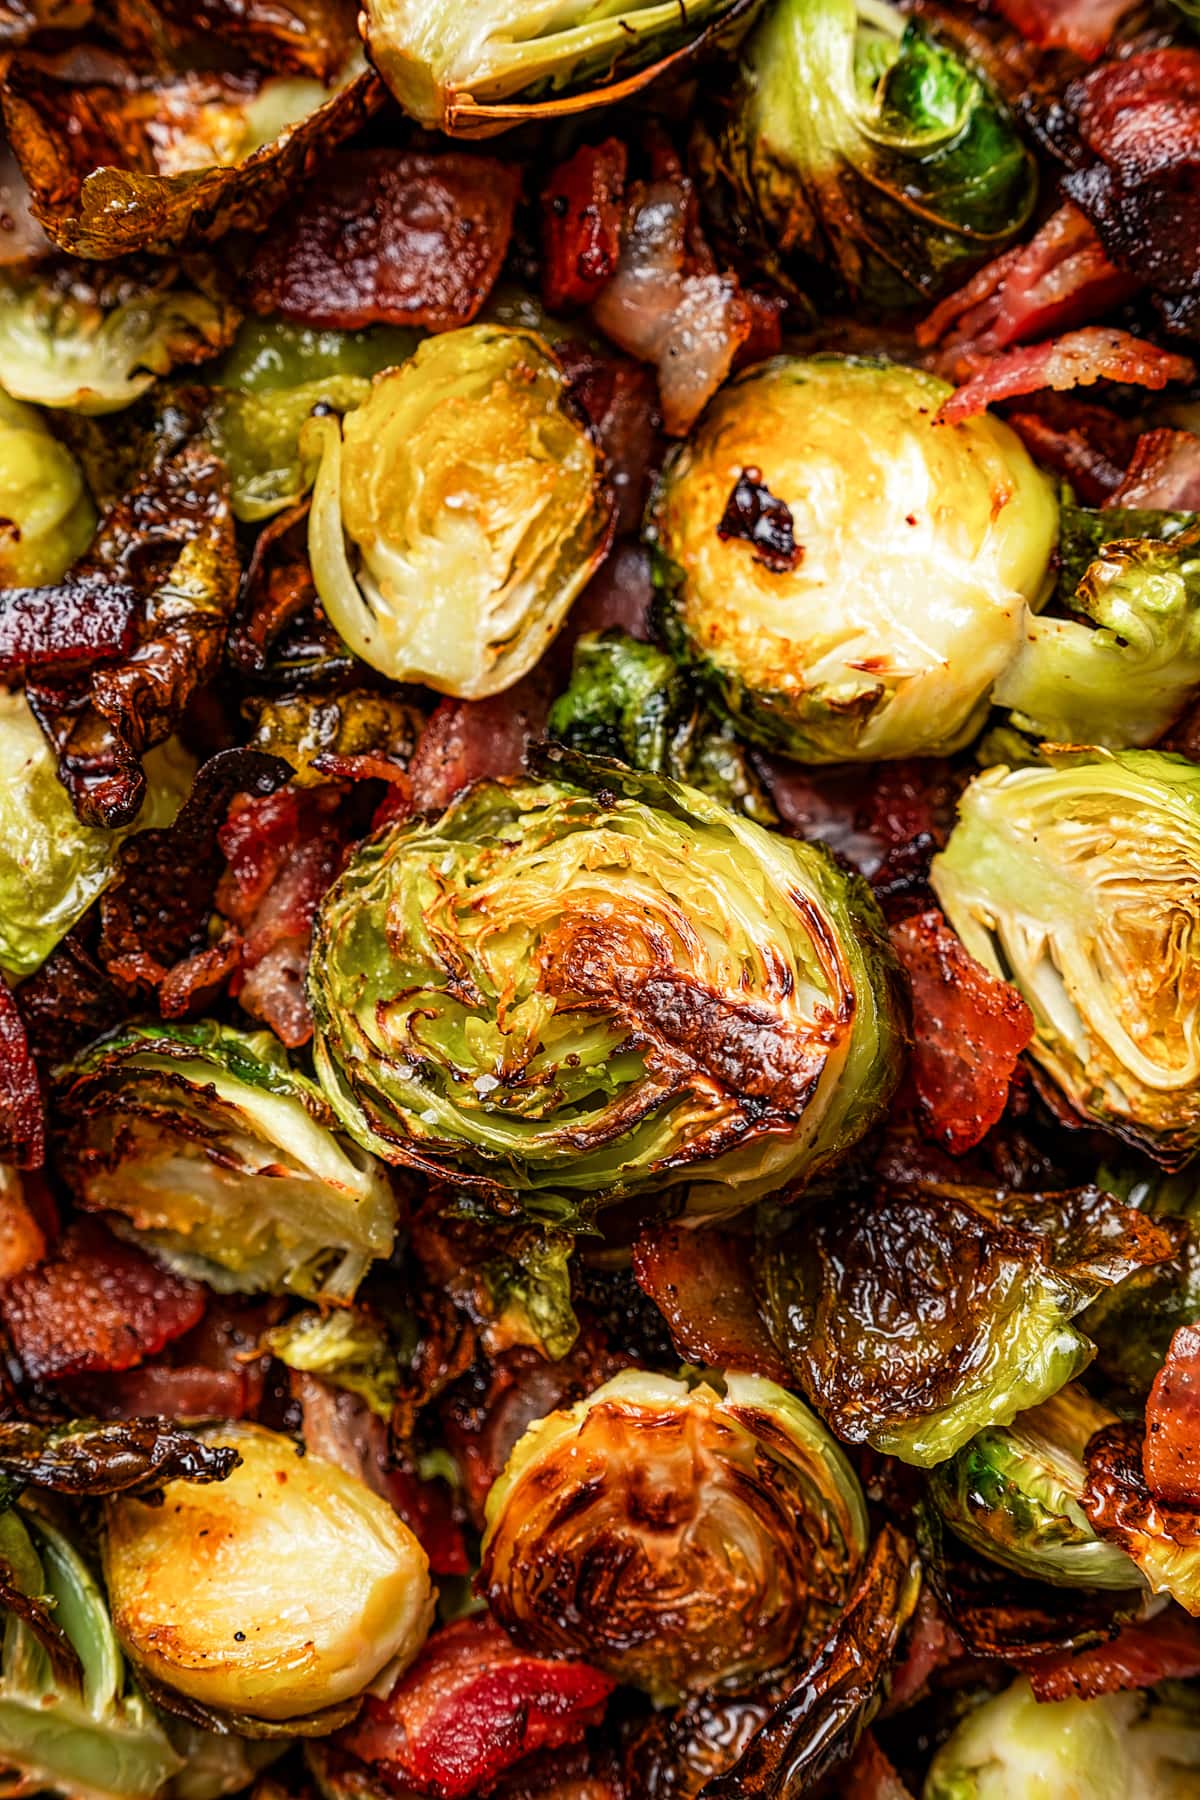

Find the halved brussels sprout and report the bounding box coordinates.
[362,0,757,136]
[262,1309,403,1419]
[649,355,1058,762]
[0,690,194,978]
[0,1498,184,1800]
[304,326,613,696]
[0,390,94,587]
[924,1677,1200,1799]
[480,1369,868,1704]
[695,0,1036,310]
[928,1385,1145,1590]
[308,752,906,1217]
[55,1021,397,1301]
[931,750,1200,1167]
[1083,1162,1200,1393]
[104,1423,434,1726]
[0,267,238,415]
[994,527,1200,749]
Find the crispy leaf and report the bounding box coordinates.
[0,1419,239,1496]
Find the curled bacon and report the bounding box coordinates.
[246,148,520,332]
[632,1221,791,1384]
[938,328,1195,425]
[1145,1324,1200,1505]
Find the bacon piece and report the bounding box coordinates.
[0,1220,205,1382]
[245,149,520,332]
[1106,429,1200,512]
[883,1588,964,1713]
[1145,1324,1200,1505]
[0,1171,45,1284]
[981,0,1136,59]
[1028,1610,1200,1703]
[86,1364,255,1421]
[557,342,660,535]
[632,1221,791,1383]
[844,1733,915,1800]
[341,1616,615,1800]
[938,328,1195,425]
[917,204,1137,362]
[564,543,655,647]
[891,910,1033,1155]
[0,980,43,1170]
[408,673,552,817]
[0,574,137,679]
[542,139,627,313]
[591,176,753,436]
[1005,396,1135,504]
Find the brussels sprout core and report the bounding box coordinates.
[104,1423,434,1724]
[308,755,906,1215]
[932,750,1200,1166]
[481,1370,868,1702]
[305,326,613,696]
[650,355,1058,762]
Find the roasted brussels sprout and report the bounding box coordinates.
[0,690,193,978]
[262,1308,403,1419]
[56,1022,396,1301]
[994,527,1200,749]
[0,267,238,415]
[0,1498,184,1799]
[480,1369,868,1703]
[695,0,1037,309]
[361,0,758,136]
[924,1677,1200,1799]
[932,750,1200,1167]
[649,356,1058,762]
[1083,1163,1200,1392]
[304,326,613,695]
[309,752,906,1217]
[104,1423,434,1726]
[0,390,94,586]
[928,1385,1145,1589]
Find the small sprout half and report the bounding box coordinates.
[304,326,613,697]
[480,1369,869,1704]
[55,1022,397,1302]
[650,355,1058,762]
[104,1423,434,1725]
[0,390,95,587]
[932,750,1200,1168]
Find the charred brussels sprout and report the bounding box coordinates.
[55,1022,396,1301]
[305,327,613,696]
[697,0,1036,309]
[0,1499,183,1799]
[480,1370,868,1703]
[928,1386,1144,1590]
[932,750,1200,1167]
[0,691,193,978]
[362,0,759,136]
[308,753,906,1217]
[924,1677,1200,1799]
[104,1423,434,1727]
[649,356,1058,762]
[0,391,94,586]
[994,526,1200,749]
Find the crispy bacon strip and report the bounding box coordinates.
[340,1615,615,1800]
[1145,1324,1200,1505]
[1028,1609,1200,1703]
[891,910,1033,1156]
[0,574,137,679]
[542,139,628,312]
[0,1220,205,1382]
[938,328,1195,425]
[632,1221,791,1383]
[1106,430,1200,512]
[246,148,520,331]
[0,980,43,1170]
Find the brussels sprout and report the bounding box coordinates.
[649,356,1058,762]
[308,752,906,1216]
[56,1021,397,1301]
[0,690,194,978]
[0,1498,184,1800]
[304,327,613,696]
[361,0,758,136]
[931,749,1200,1167]
[994,527,1200,749]
[928,1385,1145,1589]
[477,1229,580,1362]
[1083,1163,1200,1392]
[0,390,94,587]
[924,1677,1200,1799]
[243,690,423,788]
[0,267,238,415]
[695,0,1037,310]
[262,1309,403,1419]
[104,1423,434,1726]
[481,1369,868,1703]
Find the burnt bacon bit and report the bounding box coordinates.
[0,573,138,679]
[0,979,44,1169]
[0,1219,205,1383]
[244,148,521,332]
[716,467,802,573]
[541,138,628,312]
